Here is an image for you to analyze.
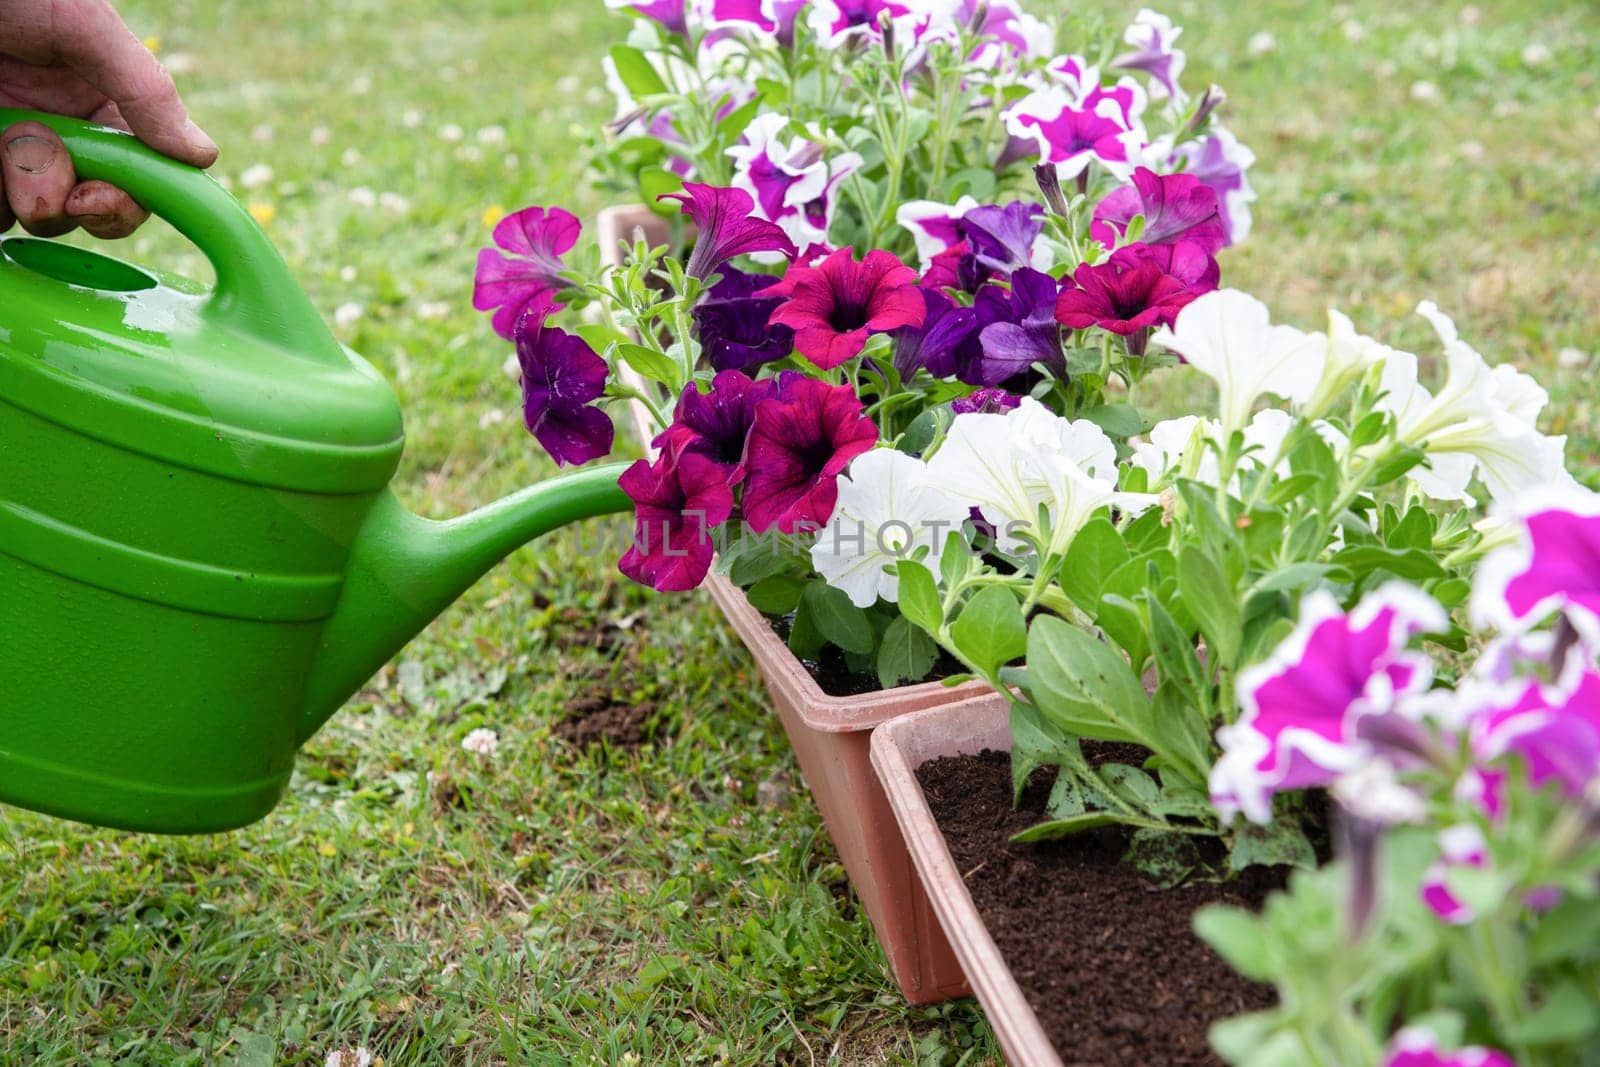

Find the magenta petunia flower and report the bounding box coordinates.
[1003,87,1142,181]
[741,373,879,533]
[654,370,776,474]
[1419,824,1489,925]
[765,247,925,369]
[1091,167,1228,254]
[619,452,735,592]
[1053,244,1207,340]
[1109,238,1221,292]
[606,0,688,34]
[660,182,797,280]
[1473,493,1600,638]
[514,309,615,467]
[1471,671,1600,802]
[474,205,582,339]
[1210,584,1448,825]
[1382,1029,1516,1067]
[1171,129,1258,245]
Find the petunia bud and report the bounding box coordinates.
[1185,84,1226,135]
[1033,163,1069,216]
[879,9,896,63]
[966,0,989,34]
[1338,812,1383,940]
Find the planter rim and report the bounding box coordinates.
[872,700,1067,1067]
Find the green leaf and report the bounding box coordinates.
[1175,480,1245,583]
[1248,562,1340,597]
[1207,1014,1301,1067]
[1178,546,1242,668]
[802,582,875,655]
[1388,503,1435,551]
[1332,544,1446,581]
[1100,763,1161,811]
[1155,779,1215,819]
[1503,980,1600,1047]
[1010,812,1126,842]
[786,594,824,659]
[877,616,938,689]
[723,535,793,586]
[637,165,683,213]
[608,45,669,96]
[1125,827,1203,886]
[897,406,949,455]
[1229,821,1316,872]
[1009,699,1066,801]
[617,342,678,386]
[1529,898,1600,966]
[1058,517,1130,611]
[1078,403,1144,438]
[1347,409,1389,449]
[1144,595,1208,710]
[894,560,942,633]
[949,585,1027,677]
[1046,769,1086,819]
[745,574,805,615]
[1025,615,1155,746]
[1192,906,1275,981]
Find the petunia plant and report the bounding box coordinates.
[1195,491,1600,1067]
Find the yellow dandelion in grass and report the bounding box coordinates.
[143,35,161,53]
[482,204,505,228]
[248,201,275,225]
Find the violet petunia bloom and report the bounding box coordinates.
[962,201,1046,278]
[473,205,581,339]
[1108,8,1187,103]
[742,373,879,533]
[1091,167,1228,254]
[1171,128,1258,245]
[976,268,1064,385]
[952,388,1023,415]
[765,247,925,369]
[660,182,798,280]
[619,452,735,592]
[654,370,776,474]
[514,310,615,467]
[693,266,795,372]
[1472,489,1600,640]
[892,288,980,379]
[605,0,688,34]
[1210,584,1448,825]
[1054,243,1208,344]
[1003,87,1144,181]
[806,0,912,50]
[1382,1029,1516,1067]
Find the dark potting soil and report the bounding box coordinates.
[764,612,967,696]
[917,749,1286,1067]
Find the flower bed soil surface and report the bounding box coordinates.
[917,749,1284,1066]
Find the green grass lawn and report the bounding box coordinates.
[2,1,1597,1064]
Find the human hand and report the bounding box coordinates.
[0,0,217,238]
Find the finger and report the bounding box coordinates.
[2,123,78,237]
[0,172,13,233]
[53,0,218,167]
[66,179,149,239]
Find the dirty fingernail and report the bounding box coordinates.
[5,136,56,174]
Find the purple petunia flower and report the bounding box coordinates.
[473,206,581,339]
[742,373,879,533]
[1053,243,1209,345]
[952,388,1023,415]
[514,307,615,467]
[976,268,1063,385]
[693,266,796,372]
[1210,584,1449,825]
[654,370,776,474]
[1091,166,1228,254]
[660,182,797,280]
[619,452,735,591]
[765,247,926,369]
[807,0,912,50]
[605,0,688,35]
[1108,8,1187,103]
[1003,87,1143,181]
[892,287,981,379]
[1382,1029,1516,1067]
[962,201,1046,278]
[1172,129,1258,245]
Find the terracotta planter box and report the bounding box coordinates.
[595,203,1007,1003]
[871,699,1063,1065]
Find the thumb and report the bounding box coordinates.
[53,0,218,168]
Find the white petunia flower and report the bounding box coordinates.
[1151,289,1328,433]
[811,450,969,608]
[1304,307,1404,416]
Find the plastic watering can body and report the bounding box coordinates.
[0,110,630,834]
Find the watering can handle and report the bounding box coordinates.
[0,108,346,366]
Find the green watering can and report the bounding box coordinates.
[0,109,632,835]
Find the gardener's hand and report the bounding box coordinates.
[0,0,217,238]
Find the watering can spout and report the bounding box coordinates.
[297,462,634,744]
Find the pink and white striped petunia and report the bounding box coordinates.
[894,196,979,272]
[1108,8,1187,103]
[1419,823,1489,924]
[1211,584,1448,824]
[727,114,864,249]
[1383,1028,1516,1067]
[1003,87,1145,181]
[1469,670,1600,803]
[1472,487,1600,640]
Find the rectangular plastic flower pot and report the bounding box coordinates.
[596,203,1007,1004]
[871,699,1064,1065]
